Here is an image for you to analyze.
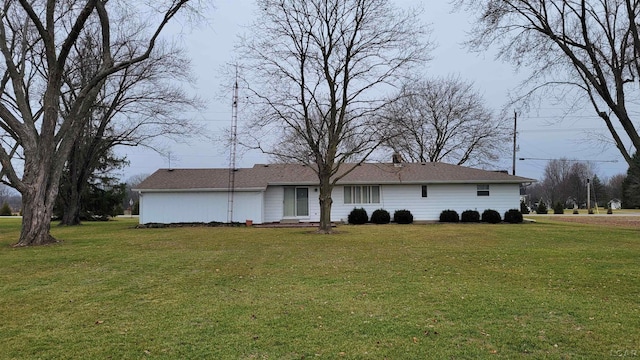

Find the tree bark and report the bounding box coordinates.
[60,186,82,226]
[15,181,57,247]
[317,176,334,233]
[58,142,91,226]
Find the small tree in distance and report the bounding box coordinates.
[0,202,12,216]
[536,202,548,215]
[553,202,564,215]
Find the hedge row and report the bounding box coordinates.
[439,209,523,224]
[348,208,413,224]
[348,208,525,224]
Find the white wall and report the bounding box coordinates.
[331,183,522,222]
[263,186,321,222]
[139,191,263,224]
[140,183,522,224]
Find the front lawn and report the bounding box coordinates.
[1,218,638,359]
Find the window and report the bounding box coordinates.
[344,186,380,204]
[421,185,428,198]
[477,184,490,196]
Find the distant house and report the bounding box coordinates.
[134,162,535,224]
[608,198,622,210]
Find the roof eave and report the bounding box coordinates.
[134,187,267,192]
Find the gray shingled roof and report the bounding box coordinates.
[135,163,535,191]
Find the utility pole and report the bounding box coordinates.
[587,178,591,214]
[512,111,517,175]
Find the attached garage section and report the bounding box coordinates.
[139,190,264,224]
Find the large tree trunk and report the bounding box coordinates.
[58,147,88,226]
[15,82,66,246]
[60,189,82,226]
[15,184,57,247]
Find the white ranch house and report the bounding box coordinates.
[134,162,535,224]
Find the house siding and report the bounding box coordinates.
[139,191,264,224]
[263,186,282,223]
[330,183,522,222]
[138,183,521,224]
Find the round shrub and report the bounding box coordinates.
[481,209,502,224]
[553,202,564,214]
[370,209,391,224]
[348,208,368,224]
[393,209,414,224]
[439,209,459,223]
[536,202,548,214]
[503,209,523,223]
[461,209,480,223]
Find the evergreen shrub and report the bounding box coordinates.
[504,209,523,223]
[553,202,564,214]
[393,209,413,224]
[461,209,480,223]
[348,208,368,224]
[370,209,391,224]
[536,202,548,214]
[481,209,502,224]
[439,209,459,223]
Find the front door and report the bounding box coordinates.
[283,187,309,217]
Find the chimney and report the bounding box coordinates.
[392,152,403,166]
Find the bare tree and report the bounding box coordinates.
[541,158,574,205]
[0,0,199,246]
[381,76,510,167]
[540,158,595,206]
[57,31,201,226]
[236,0,431,233]
[455,0,640,170]
[606,173,626,200]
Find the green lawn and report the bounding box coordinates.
[1,218,638,359]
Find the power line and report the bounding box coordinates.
[519,157,618,163]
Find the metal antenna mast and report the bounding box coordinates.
[512,111,517,175]
[227,67,239,223]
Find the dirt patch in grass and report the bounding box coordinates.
[551,216,640,227]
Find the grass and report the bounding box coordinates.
[1,218,639,359]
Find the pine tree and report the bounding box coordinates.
[0,202,12,216]
[622,153,640,208]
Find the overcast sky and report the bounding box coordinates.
[116,0,630,182]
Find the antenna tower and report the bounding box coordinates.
[227,67,239,223]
